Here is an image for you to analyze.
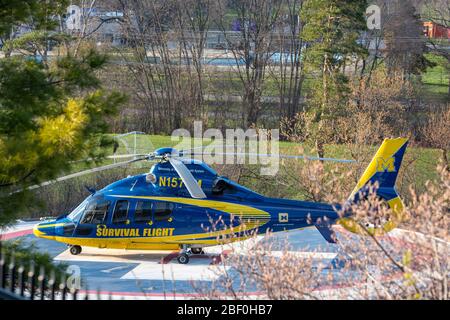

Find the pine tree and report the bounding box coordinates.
[0,1,126,226]
[300,0,368,157]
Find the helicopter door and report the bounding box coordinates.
[134,201,153,225]
[111,200,130,225]
[74,199,111,237]
[99,199,132,249]
[152,201,175,232]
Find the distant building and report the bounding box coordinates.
[65,5,126,46]
[423,21,450,39]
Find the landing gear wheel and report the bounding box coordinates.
[191,248,203,255]
[70,245,82,255]
[177,253,190,264]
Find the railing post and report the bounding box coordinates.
[60,274,67,301]
[18,264,25,297]
[48,270,56,300]
[38,265,46,300]
[72,288,78,300]
[28,261,36,300]
[9,253,16,293]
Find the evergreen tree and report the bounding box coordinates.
[0,1,125,226]
[300,0,368,157]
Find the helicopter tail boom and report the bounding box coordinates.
[349,138,408,202]
[340,138,409,234]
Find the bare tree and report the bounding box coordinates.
[173,0,215,120]
[369,0,432,78]
[115,0,185,133]
[216,0,283,127]
[421,106,450,170]
[268,0,306,120]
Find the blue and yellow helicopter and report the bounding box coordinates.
[33,138,408,264]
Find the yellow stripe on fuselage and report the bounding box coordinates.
[35,234,249,250]
[36,223,66,229]
[110,195,271,241]
[36,196,272,249]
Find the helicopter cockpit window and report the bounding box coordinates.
[154,202,174,222]
[80,200,110,225]
[135,201,152,224]
[67,197,90,222]
[112,200,130,224]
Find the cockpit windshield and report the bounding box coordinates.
[67,196,91,221]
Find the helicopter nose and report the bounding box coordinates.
[33,222,56,240]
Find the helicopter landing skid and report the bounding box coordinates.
[176,245,206,264]
[177,245,192,264]
[68,244,82,255]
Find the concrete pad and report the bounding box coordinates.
[121,261,227,281]
[54,247,175,263]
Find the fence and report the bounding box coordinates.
[0,241,93,300]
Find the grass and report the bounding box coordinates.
[421,53,449,103]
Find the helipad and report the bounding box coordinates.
[1,221,404,299]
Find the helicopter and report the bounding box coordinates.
[33,138,408,264]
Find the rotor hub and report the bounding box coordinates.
[153,147,179,158]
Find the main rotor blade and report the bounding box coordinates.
[70,154,149,165]
[185,152,356,164]
[168,158,207,199]
[108,154,147,159]
[179,144,237,156]
[22,157,147,192]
